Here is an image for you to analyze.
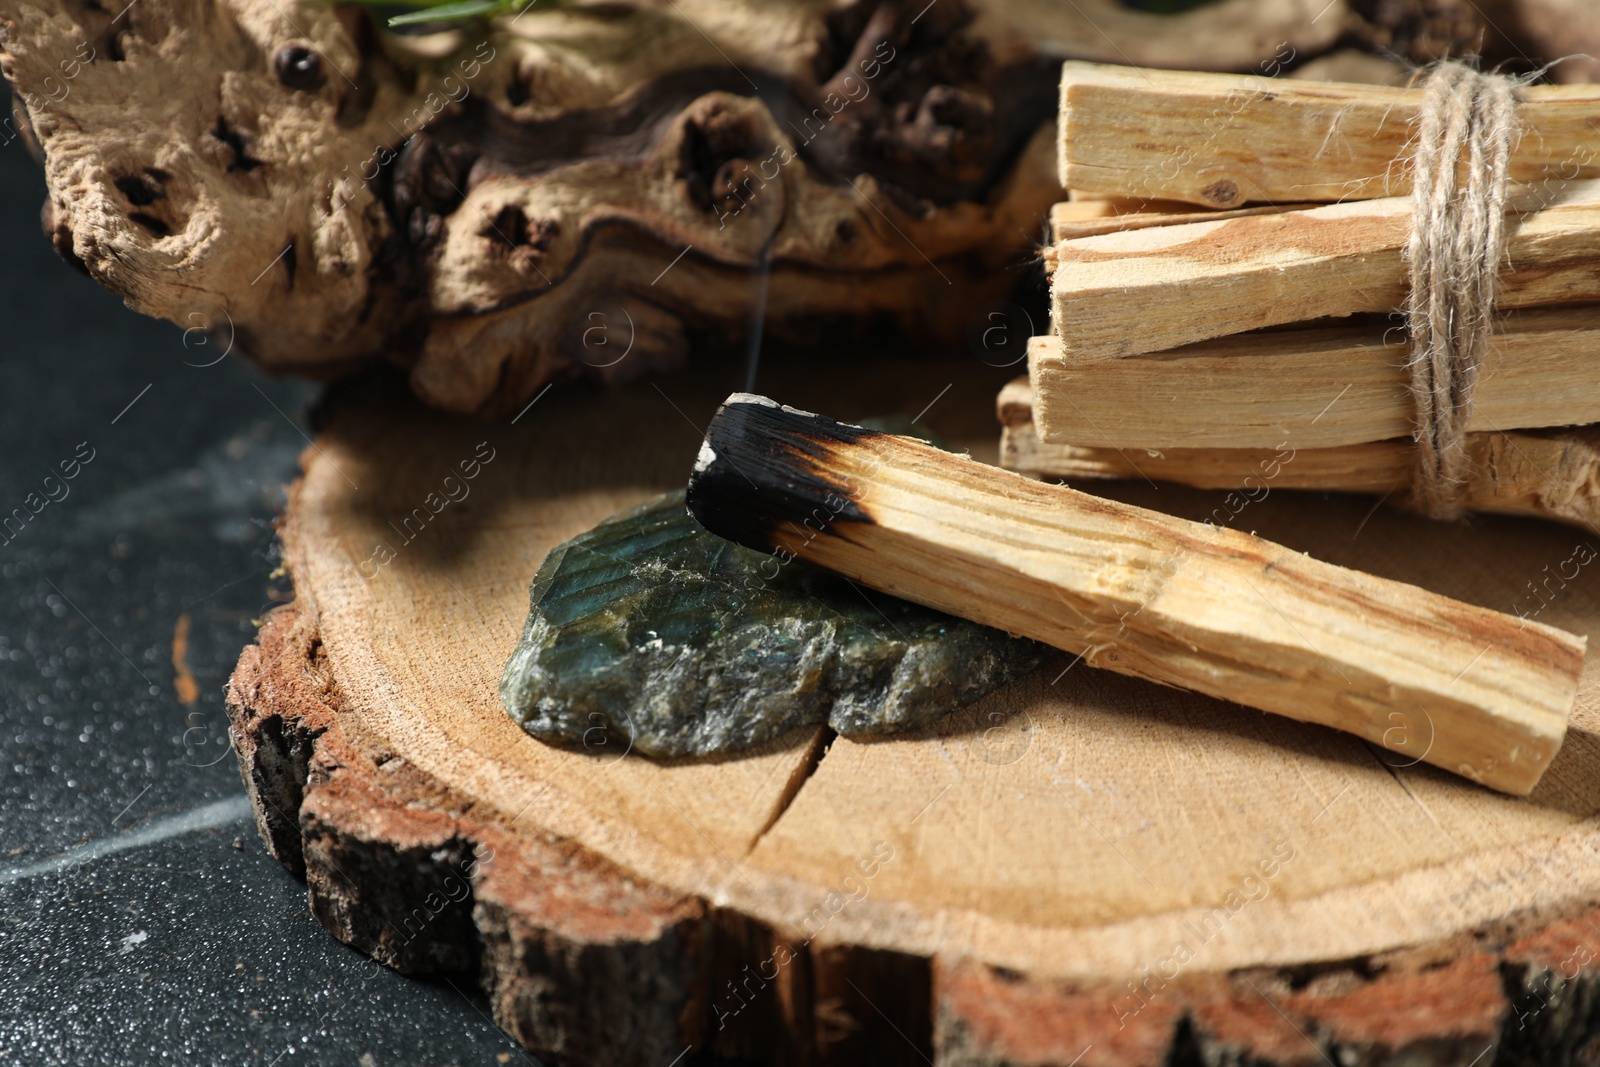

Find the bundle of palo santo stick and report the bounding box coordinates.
[1008,62,1600,530]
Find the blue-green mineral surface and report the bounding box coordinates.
[499,488,1045,758]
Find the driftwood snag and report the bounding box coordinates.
[226,356,1600,1065]
[1,0,1498,417]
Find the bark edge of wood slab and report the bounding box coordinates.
[225,588,1600,1067]
[226,599,714,1064]
[685,393,1585,796]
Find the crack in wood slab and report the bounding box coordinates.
[750,728,839,856]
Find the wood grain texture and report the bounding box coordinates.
[999,377,1411,493]
[999,375,1600,531]
[227,359,1600,1063]
[1057,61,1600,207]
[1028,311,1600,451]
[1045,198,1306,244]
[1048,181,1600,362]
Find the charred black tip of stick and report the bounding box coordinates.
[685,393,881,555]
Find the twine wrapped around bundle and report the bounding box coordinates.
[1404,61,1523,519]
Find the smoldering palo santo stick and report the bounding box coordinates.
[685,394,1585,796]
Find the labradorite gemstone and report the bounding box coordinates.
[499,489,1044,758]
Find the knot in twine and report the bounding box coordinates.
[1404,61,1522,520]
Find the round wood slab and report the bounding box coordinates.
[226,354,1600,1066]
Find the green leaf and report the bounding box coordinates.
[386,0,507,26]
[323,0,558,29]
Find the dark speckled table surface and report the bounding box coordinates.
[0,92,537,1066]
